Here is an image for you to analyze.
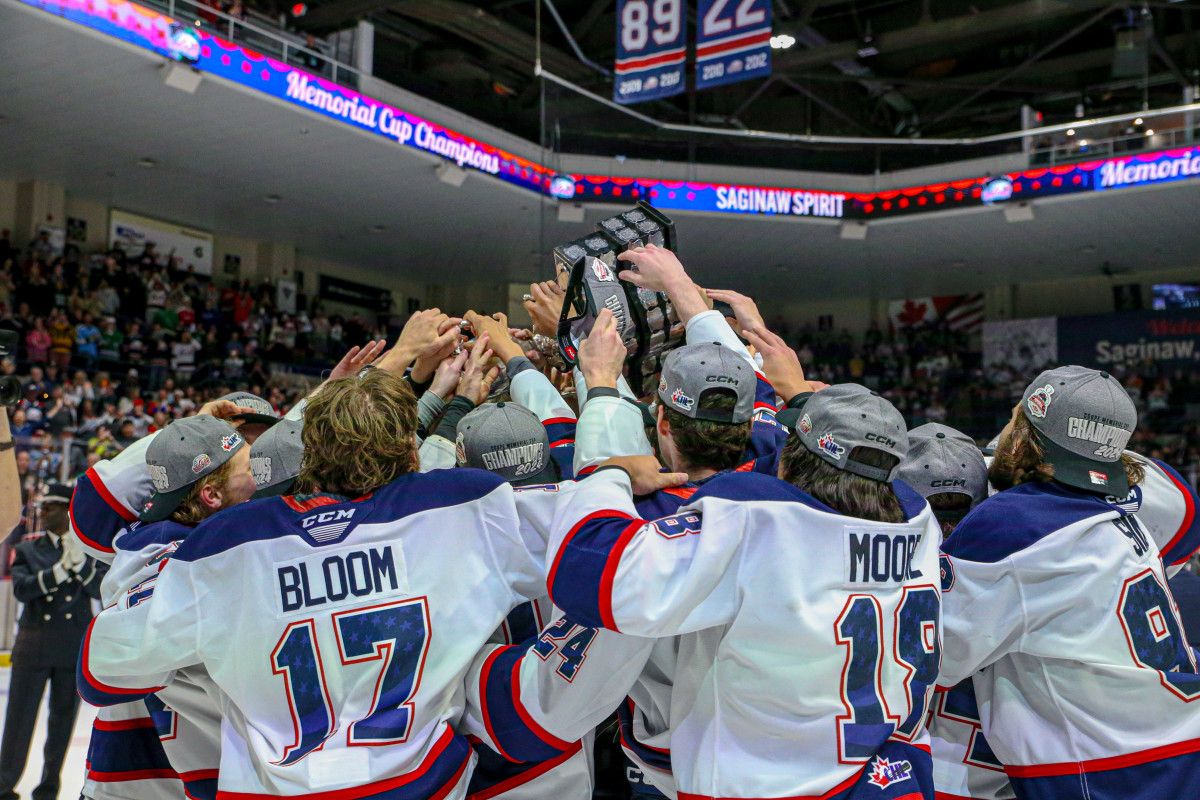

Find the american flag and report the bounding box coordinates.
[888,294,985,333]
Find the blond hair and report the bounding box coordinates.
[298,371,419,497]
[172,457,240,525]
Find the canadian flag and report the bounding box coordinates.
[887,294,985,333]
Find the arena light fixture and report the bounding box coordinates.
[435,161,467,187]
[557,203,586,224]
[1066,128,1075,136]
[1004,203,1035,223]
[839,221,868,240]
[1134,117,1144,126]
[1145,128,1155,135]
[161,61,202,94]
[770,34,796,50]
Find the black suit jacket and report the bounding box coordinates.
[10,533,105,668]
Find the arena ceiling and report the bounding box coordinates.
[291,0,1200,172]
[1,0,1198,302]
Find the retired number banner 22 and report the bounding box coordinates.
[614,0,686,105]
[695,0,772,90]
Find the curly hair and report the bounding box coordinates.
[989,406,1144,492]
[298,371,419,497]
[172,457,240,525]
[778,438,905,524]
[663,391,752,473]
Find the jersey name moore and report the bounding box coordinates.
[843,527,925,586]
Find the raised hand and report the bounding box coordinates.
[741,326,813,400]
[457,334,500,406]
[326,339,387,382]
[705,289,765,333]
[577,308,627,390]
[429,349,469,400]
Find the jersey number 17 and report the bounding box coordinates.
[270,597,432,765]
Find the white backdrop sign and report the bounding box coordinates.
[109,209,214,275]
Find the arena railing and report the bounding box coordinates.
[141,0,361,88]
[1030,123,1198,167]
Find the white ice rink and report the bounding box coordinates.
[0,666,96,800]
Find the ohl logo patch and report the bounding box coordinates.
[866,756,913,790]
[671,388,695,411]
[817,433,845,460]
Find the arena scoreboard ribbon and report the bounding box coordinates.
[614,0,687,105]
[695,0,772,91]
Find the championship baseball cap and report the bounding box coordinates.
[896,423,988,505]
[140,416,246,522]
[456,402,557,486]
[1020,365,1136,496]
[219,391,280,428]
[656,343,755,423]
[249,417,303,498]
[776,384,908,482]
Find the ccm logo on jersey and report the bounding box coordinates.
[277,545,400,613]
[844,529,924,585]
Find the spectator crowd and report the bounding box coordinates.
[2,231,1198,557]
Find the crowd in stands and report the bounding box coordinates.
[0,233,390,546]
[773,317,1200,484]
[2,232,1197,552]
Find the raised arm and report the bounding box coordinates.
[547,459,745,637]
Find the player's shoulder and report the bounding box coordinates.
[691,469,832,511]
[375,467,509,512]
[944,480,1118,563]
[116,520,192,552]
[170,496,286,562]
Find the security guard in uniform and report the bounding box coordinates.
[0,484,104,800]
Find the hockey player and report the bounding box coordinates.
[466,251,795,799]
[78,414,259,800]
[896,424,1012,800]
[538,379,941,799]
[80,332,570,799]
[939,366,1200,800]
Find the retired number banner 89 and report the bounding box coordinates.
[614,0,686,105]
[695,0,772,90]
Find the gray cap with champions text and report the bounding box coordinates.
[250,417,304,498]
[776,384,908,482]
[1021,365,1136,496]
[456,402,557,486]
[219,391,280,428]
[141,416,246,522]
[657,343,755,423]
[896,423,988,505]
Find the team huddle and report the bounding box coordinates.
[65,245,1200,800]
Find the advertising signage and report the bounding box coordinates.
[19,0,1200,224]
[21,0,554,195]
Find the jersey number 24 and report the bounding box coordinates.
[270,597,432,765]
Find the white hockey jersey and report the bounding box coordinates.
[545,467,942,799]
[927,453,1200,800]
[938,475,1200,800]
[83,522,224,800]
[81,469,547,800]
